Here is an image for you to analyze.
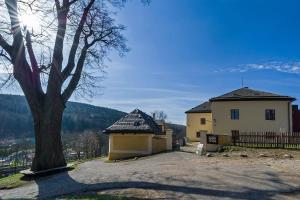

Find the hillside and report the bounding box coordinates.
[0,94,127,139]
[166,123,186,138]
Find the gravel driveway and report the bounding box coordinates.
[1,151,300,199]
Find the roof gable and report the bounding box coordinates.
[210,87,295,102]
[104,109,163,135]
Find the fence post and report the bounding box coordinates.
[232,133,236,146]
[282,132,284,148]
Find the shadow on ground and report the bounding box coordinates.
[33,170,300,200]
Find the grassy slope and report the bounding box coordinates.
[0,173,29,189]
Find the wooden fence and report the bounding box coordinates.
[232,132,300,149]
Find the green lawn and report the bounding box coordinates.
[0,173,31,189]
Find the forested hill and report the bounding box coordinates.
[0,94,127,139]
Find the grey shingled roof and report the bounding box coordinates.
[210,87,295,102]
[185,101,212,113]
[103,109,163,135]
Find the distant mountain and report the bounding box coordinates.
[0,94,127,139]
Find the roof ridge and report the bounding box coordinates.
[210,87,295,102]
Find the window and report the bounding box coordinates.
[196,130,207,138]
[200,118,206,125]
[265,109,275,120]
[231,109,239,120]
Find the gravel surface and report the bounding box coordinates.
[1,151,300,199]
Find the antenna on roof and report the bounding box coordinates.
[241,77,244,87]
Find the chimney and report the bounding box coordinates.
[152,113,156,120]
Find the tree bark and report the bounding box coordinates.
[31,98,66,172]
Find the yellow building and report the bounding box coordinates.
[185,101,213,142]
[186,87,296,141]
[104,109,172,160]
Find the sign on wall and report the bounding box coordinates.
[207,134,218,144]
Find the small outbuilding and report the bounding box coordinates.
[104,109,172,160]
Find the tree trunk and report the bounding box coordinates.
[31,101,66,172]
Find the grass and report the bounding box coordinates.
[62,193,141,200]
[0,173,31,189]
[220,146,249,152]
[0,158,102,190]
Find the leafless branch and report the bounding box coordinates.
[25,31,43,93]
[0,34,12,55]
[62,0,96,81]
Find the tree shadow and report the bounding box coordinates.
[33,170,300,200]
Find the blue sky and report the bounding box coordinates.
[88,0,300,124]
[3,0,300,124]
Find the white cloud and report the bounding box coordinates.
[216,61,300,74]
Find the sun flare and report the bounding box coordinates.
[20,13,41,31]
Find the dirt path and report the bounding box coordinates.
[1,151,300,199]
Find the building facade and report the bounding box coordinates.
[186,87,295,141]
[104,109,172,160]
[185,101,213,142]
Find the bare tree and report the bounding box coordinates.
[0,0,129,171]
[77,131,97,158]
[151,110,168,121]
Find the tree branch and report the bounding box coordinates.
[0,49,12,62]
[25,31,43,93]
[54,0,61,10]
[5,0,23,44]
[62,47,88,102]
[46,0,70,96]
[0,34,13,56]
[4,0,43,113]
[88,29,114,47]
[68,0,79,6]
[61,0,95,81]
[5,0,31,79]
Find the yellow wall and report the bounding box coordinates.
[111,134,150,151]
[218,135,231,145]
[108,134,152,160]
[200,133,231,151]
[152,136,167,154]
[186,113,213,142]
[212,100,293,135]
